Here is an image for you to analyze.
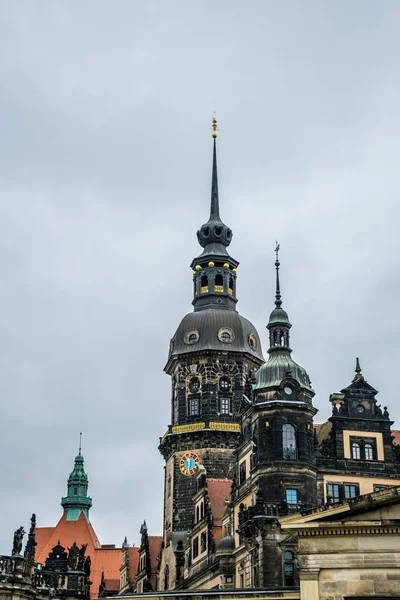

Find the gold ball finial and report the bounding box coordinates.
[212,115,218,138]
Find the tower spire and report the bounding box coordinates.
[353,357,364,381]
[210,116,220,221]
[274,242,282,308]
[61,446,92,522]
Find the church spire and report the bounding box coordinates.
[274,242,282,308]
[196,117,233,251]
[191,118,239,311]
[267,246,291,354]
[61,445,92,522]
[210,116,220,221]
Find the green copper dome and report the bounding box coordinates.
[253,352,312,391]
[253,247,313,396]
[268,307,290,326]
[61,450,92,522]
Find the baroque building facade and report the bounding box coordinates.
[153,121,400,594]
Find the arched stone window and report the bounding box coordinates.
[352,442,361,460]
[365,443,374,460]
[214,273,223,292]
[282,424,297,460]
[200,275,208,293]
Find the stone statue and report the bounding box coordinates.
[76,543,87,571]
[12,526,25,556]
[24,513,37,561]
[83,555,91,577]
[67,542,79,570]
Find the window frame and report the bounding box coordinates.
[188,397,200,416]
[282,423,298,460]
[285,488,298,505]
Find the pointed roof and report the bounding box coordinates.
[195,118,234,257]
[341,357,378,396]
[61,449,92,521]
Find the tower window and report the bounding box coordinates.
[351,442,361,460]
[218,327,235,343]
[349,437,377,460]
[365,443,374,460]
[196,506,199,523]
[219,397,231,414]
[189,377,200,393]
[282,424,297,460]
[229,276,234,295]
[189,333,197,343]
[239,461,247,484]
[214,274,223,292]
[283,551,295,586]
[200,275,208,293]
[201,531,207,553]
[193,537,199,559]
[219,376,231,391]
[285,489,298,505]
[189,397,199,416]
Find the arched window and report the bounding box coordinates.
[283,551,295,586]
[280,333,285,346]
[214,274,223,292]
[352,442,361,460]
[229,276,234,295]
[200,275,208,293]
[196,506,199,523]
[200,501,204,519]
[365,443,374,460]
[219,376,231,391]
[189,377,200,393]
[282,424,297,460]
[164,566,169,590]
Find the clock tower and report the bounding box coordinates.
[158,120,264,589]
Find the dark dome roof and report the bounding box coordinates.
[216,534,235,554]
[253,352,312,392]
[268,307,290,327]
[168,309,264,362]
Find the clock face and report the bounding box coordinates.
[284,386,293,395]
[179,452,199,476]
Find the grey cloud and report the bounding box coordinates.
[1,0,400,550]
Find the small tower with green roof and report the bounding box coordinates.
[61,436,92,521]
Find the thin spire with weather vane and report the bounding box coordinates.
[274,242,282,308]
[210,115,220,221]
[79,432,82,456]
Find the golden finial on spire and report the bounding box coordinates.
[212,114,218,138]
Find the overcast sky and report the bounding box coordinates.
[1,1,400,552]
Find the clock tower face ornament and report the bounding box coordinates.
[179,452,199,476]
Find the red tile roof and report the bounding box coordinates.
[35,513,120,599]
[392,430,400,445]
[207,479,232,526]
[127,546,139,581]
[148,536,162,589]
